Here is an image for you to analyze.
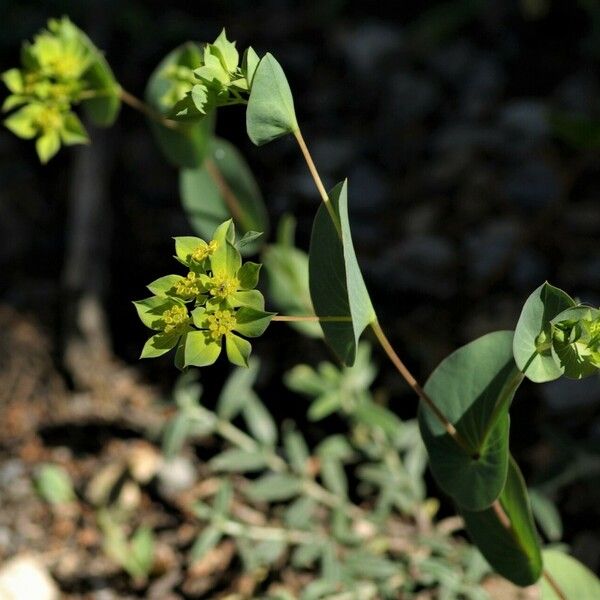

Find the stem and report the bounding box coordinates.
[272,315,352,322]
[119,88,179,129]
[370,320,473,455]
[119,88,251,232]
[542,569,568,600]
[293,123,471,455]
[204,158,249,228]
[293,128,342,236]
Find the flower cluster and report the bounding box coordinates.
[1,17,117,163]
[549,306,600,379]
[160,29,258,119]
[134,220,274,369]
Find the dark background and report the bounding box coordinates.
[1,0,600,573]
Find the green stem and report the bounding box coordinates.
[272,315,352,323]
[293,126,473,455]
[293,127,342,237]
[119,87,179,129]
[370,320,474,455]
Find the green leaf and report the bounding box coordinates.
[184,330,222,367]
[230,289,265,310]
[145,43,214,168]
[541,550,600,599]
[35,464,75,504]
[60,112,89,146]
[209,448,268,472]
[246,53,298,145]
[529,489,563,542]
[308,180,376,366]
[225,333,251,367]
[190,526,222,562]
[134,295,178,330]
[233,307,274,338]
[285,497,317,531]
[418,331,522,510]
[36,130,61,164]
[308,392,342,421]
[130,527,154,578]
[216,359,260,419]
[245,473,302,502]
[162,413,191,460]
[353,400,404,438]
[237,262,261,290]
[242,395,277,446]
[4,104,37,139]
[210,222,242,276]
[140,331,181,358]
[320,458,347,498]
[283,428,310,474]
[212,29,239,73]
[179,137,269,254]
[459,457,542,587]
[147,274,185,297]
[74,25,121,126]
[513,282,575,382]
[2,68,23,94]
[242,47,260,87]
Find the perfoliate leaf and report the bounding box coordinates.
[145,43,214,168]
[529,489,563,542]
[541,550,600,599]
[147,274,185,297]
[4,104,37,139]
[309,180,376,366]
[419,331,522,510]
[246,53,298,145]
[459,457,542,587]
[513,282,575,382]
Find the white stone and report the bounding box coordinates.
[0,555,59,600]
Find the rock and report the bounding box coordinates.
[0,555,59,600]
[157,457,197,497]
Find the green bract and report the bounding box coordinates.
[134,220,273,369]
[1,17,120,162]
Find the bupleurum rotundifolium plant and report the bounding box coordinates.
[4,16,600,600]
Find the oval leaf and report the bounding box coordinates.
[419,331,522,510]
[513,282,575,382]
[459,457,542,587]
[308,180,376,366]
[180,137,269,255]
[246,53,298,145]
[145,43,214,168]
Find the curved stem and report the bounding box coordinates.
[272,315,352,322]
[119,88,179,129]
[293,128,342,236]
[371,320,473,455]
[204,157,248,228]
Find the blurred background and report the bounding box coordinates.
[1,0,599,597]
